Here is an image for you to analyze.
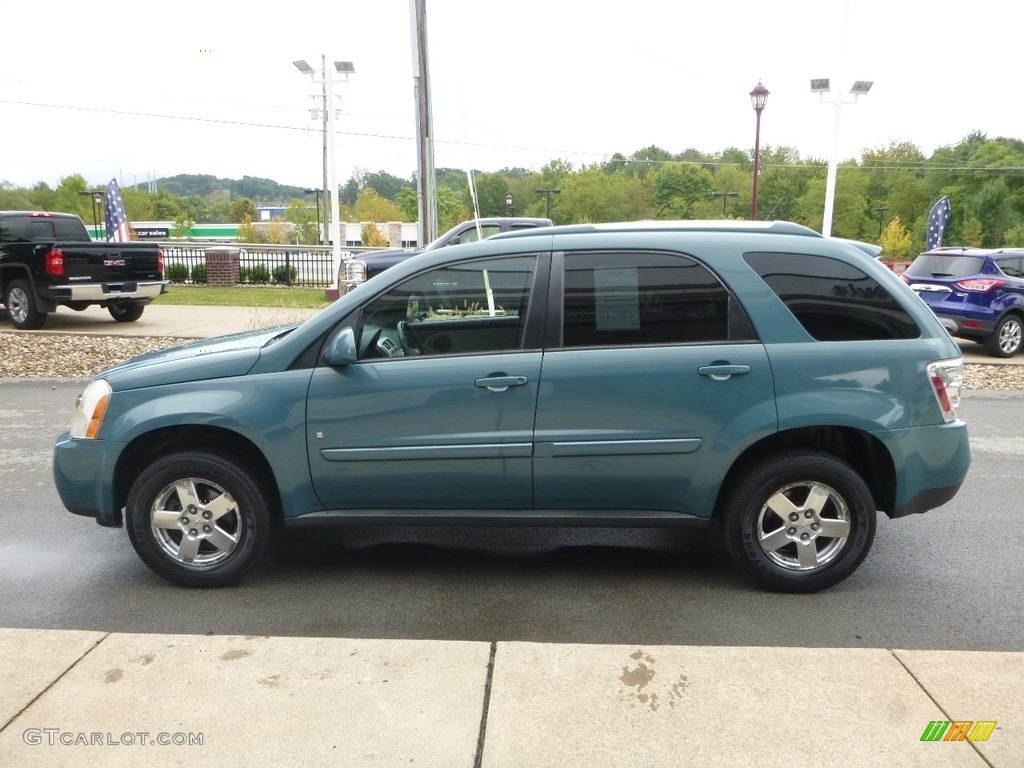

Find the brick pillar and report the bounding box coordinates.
[387,221,403,247]
[204,246,240,286]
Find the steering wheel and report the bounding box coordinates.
[397,320,421,355]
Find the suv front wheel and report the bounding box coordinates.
[126,451,275,587]
[983,314,1023,358]
[723,451,877,593]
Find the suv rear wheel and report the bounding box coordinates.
[983,314,1023,358]
[723,451,876,593]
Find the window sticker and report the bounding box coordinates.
[594,267,640,331]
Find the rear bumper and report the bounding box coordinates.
[50,280,168,303]
[876,420,971,518]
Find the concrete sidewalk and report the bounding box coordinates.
[0,628,1020,767]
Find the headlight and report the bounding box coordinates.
[70,379,112,439]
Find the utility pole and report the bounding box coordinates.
[410,0,437,246]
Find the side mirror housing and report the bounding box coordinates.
[323,326,358,366]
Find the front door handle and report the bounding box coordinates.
[697,364,751,381]
[475,375,529,392]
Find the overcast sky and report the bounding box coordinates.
[0,0,1014,191]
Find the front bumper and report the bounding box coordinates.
[53,432,124,527]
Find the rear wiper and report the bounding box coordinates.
[929,272,954,277]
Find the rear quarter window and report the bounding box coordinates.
[744,251,920,341]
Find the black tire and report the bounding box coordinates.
[722,451,876,593]
[109,302,146,322]
[4,278,46,330]
[982,314,1023,358]
[126,451,276,587]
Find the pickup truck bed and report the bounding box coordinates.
[1,211,167,330]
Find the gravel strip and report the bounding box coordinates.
[1,331,1023,392]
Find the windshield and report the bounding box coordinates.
[905,254,986,279]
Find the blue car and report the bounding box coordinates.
[902,247,1024,357]
[52,221,971,593]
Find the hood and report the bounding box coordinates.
[99,325,297,391]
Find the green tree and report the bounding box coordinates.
[558,168,633,223]
[437,186,469,231]
[468,172,511,217]
[396,187,419,222]
[230,197,257,223]
[651,163,714,219]
[284,198,319,245]
[237,213,259,243]
[171,213,195,239]
[353,189,400,222]
[1004,224,1024,247]
[266,220,289,244]
[879,217,913,260]
[53,174,91,219]
[0,181,34,210]
[963,217,985,247]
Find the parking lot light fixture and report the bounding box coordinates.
[813,77,874,237]
[749,81,769,220]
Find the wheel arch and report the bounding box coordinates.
[715,426,896,518]
[114,425,282,520]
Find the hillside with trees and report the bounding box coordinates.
[3,131,1024,253]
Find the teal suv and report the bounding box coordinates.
[53,221,971,592]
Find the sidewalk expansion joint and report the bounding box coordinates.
[889,649,995,768]
[473,641,498,768]
[0,631,111,735]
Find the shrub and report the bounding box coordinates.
[241,263,270,284]
[272,265,299,284]
[190,264,207,284]
[165,263,188,282]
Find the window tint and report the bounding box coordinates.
[745,251,920,341]
[357,255,536,359]
[562,251,740,347]
[905,253,985,278]
[997,257,1023,278]
[54,216,88,240]
[28,219,56,240]
[452,224,500,245]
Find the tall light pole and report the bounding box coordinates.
[712,191,738,217]
[536,188,560,219]
[78,191,102,239]
[749,81,769,221]
[294,57,354,293]
[812,78,873,237]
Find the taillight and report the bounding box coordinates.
[900,274,911,284]
[156,248,164,275]
[954,278,1003,292]
[45,248,65,276]
[927,359,963,424]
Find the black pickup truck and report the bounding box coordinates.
[0,211,167,330]
[342,217,552,294]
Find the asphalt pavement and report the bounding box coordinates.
[1,302,1022,766]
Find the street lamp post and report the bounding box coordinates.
[812,78,873,238]
[712,191,738,217]
[749,81,769,220]
[505,194,514,216]
[536,188,560,219]
[875,205,889,238]
[294,57,354,293]
[304,188,322,244]
[78,191,102,239]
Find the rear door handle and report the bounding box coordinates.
[697,364,751,381]
[475,375,529,392]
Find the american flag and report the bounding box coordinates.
[104,178,131,242]
[925,196,951,250]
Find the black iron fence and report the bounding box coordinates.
[160,243,380,287]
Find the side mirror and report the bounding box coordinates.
[323,326,358,366]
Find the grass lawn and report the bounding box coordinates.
[153,285,330,309]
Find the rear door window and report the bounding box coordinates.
[561,251,753,347]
